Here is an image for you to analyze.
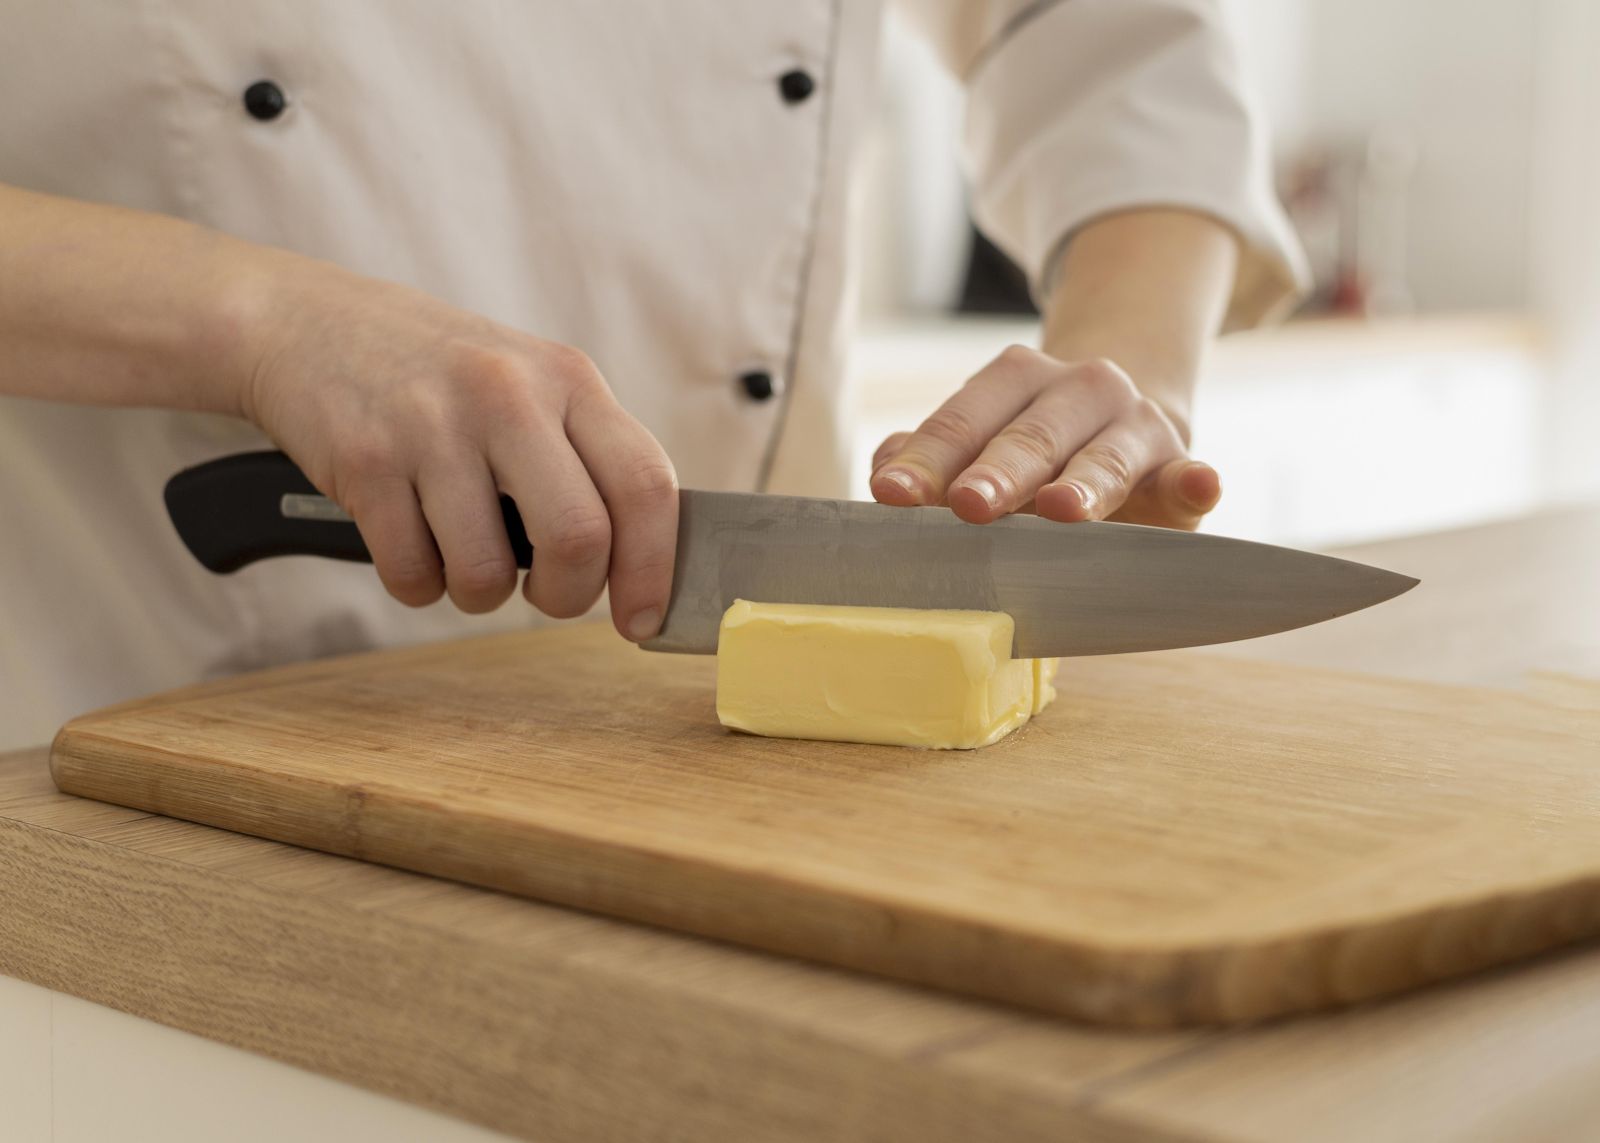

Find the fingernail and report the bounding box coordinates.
[627,608,662,642]
[878,468,918,498]
[1181,463,1217,508]
[1065,481,1095,512]
[962,476,999,510]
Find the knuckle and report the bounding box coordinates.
[457,345,528,392]
[384,557,442,601]
[621,453,680,506]
[1129,394,1164,424]
[450,546,515,596]
[389,376,451,429]
[1078,441,1137,489]
[543,342,603,390]
[337,437,402,493]
[1130,395,1181,439]
[545,504,612,566]
[997,343,1043,369]
[990,344,1058,395]
[995,417,1062,468]
[1075,357,1134,395]
[454,347,537,418]
[916,403,983,452]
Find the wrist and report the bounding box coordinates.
[1037,208,1235,450]
[176,234,278,421]
[204,241,331,426]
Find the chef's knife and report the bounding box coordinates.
[165,449,1418,656]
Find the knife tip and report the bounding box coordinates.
[1375,569,1422,604]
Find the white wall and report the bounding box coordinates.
[1305,0,1537,312]
[1527,0,1600,502]
[867,0,1550,316]
[1272,0,1595,500]
[1202,0,1544,313]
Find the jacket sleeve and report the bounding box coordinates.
[895,0,1310,330]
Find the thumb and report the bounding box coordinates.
[1110,459,1221,531]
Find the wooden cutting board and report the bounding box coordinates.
[50,623,1600,1028]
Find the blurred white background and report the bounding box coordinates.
[850,0,1600,546]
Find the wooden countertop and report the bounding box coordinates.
[3,505,1598,1142]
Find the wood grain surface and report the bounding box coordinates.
[0,745,1194,1143]
[49,619,1600,1027]
[8,505,1600,1142]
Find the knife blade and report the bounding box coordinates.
[166,450,1417,656]
[643,490,1417,656]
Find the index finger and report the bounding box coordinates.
[868,345,1045,507]
[566,391,680,642]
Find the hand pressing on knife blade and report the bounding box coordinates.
[869,347,1221,530]
[870,209,1236,533]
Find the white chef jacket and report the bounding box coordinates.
[0,0,1306,749]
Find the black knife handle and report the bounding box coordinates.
[164,449,533,573]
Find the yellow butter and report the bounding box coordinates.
[1033,656,1060,715]
[715,600,1057,750]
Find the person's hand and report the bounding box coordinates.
[239,260,678,641]
[868,346,1221,531]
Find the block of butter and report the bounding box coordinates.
[715,600,1058,749]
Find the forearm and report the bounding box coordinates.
[1040,208,1238,442]
[0,182,289,415]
